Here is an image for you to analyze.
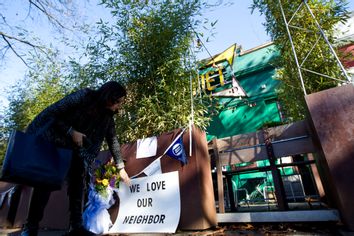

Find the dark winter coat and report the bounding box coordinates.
[26,88,125,169]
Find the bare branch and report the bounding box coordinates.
[28,0,70,30]
[0,31,43,49]
[0,13,6,24]
[0,0,83,66]
[0,45,10,61]
[1,34,30,68]
[0,31,50,68]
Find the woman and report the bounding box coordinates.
[21,81,131,236]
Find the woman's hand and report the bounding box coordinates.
[71,129,86,147]
[119,168,131,186]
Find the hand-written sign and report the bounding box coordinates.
[109,171,180,233]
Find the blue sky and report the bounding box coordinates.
[0,1,270,108]
[195,1,271,59]
[0,0,353,108]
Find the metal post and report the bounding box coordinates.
[226,174,237,212]
[213,138,225,213]
[303,0,352,82]
[278,0,307,95]
[263,129,289,210]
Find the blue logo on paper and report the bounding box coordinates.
[172,143,182,156]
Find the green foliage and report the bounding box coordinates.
[82,0,211,142]
[261,120,285,129]
[11,51,73,123]
[2,0,212,150]
[0,115,8,165]
[0,50,65,164]
[251,0,350,122]
[93,159,120,198]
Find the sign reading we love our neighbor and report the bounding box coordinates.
[109,171,181,234]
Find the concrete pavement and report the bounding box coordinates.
[1,223,354,236]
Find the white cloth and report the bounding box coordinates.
[83,186,115,235]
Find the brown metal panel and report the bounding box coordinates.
[121,127,217,230]
[306,84,354,230]
[215,131,264,151]
[267,120,312,141]
[215,121,312,152]
[272,136,317,157]
[0,182,16,227]
[38,152,113,230]
[9,128,216,231]
[219,146,267,166]
[215,120,317,166]
[218,137,316,166]
[13,186,32,228]
[40,186,69,230]
[191,129,217,229]
[0,183,32,228]
[307,153,325,198]
[212,139,225,213]
[263,130,288,211]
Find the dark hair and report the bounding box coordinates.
[96,81,127,107]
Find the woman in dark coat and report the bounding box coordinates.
[21,81,131,236]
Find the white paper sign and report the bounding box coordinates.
[143,158,162,176]
[109,171,180,233]
[136,136,157,159]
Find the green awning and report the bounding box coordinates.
[206,100,281,141]
[234,44,280,77]
[204,43,282,140]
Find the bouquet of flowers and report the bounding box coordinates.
[93,158,121,197]
[83,158,120,234]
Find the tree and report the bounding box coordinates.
[0,1,96,164]
[0,0,89,67]
[2,0,218,150]
[251,0,350,121]
[0,116,7,164]
[0,45,92,165]
[76,0,213,142]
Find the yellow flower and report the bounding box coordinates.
[102,179,109,187]
[93,158,120,197]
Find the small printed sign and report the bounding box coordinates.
[136,136,157,159]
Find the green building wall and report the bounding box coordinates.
[204,43,282,141]
[200,43,300,206]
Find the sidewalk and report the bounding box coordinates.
[1,223,354,236]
